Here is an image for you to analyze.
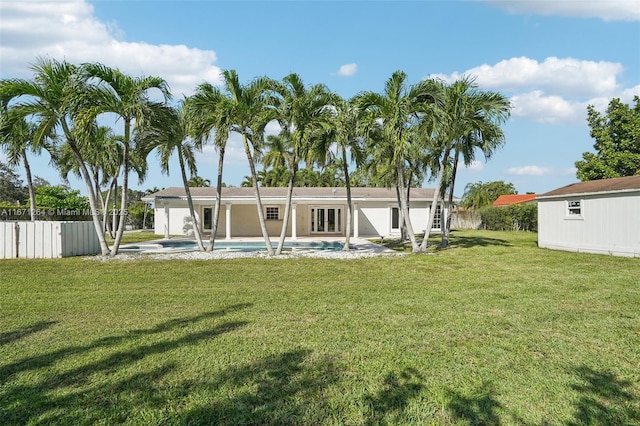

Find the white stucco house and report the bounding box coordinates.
[142,187,451,239]
[537,175,640,257]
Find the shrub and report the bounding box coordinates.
[479,203,537,232]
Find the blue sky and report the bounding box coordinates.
[1,0,639,196]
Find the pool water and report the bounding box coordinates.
[120,239,347,253]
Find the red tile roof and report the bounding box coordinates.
[492,194,538,206]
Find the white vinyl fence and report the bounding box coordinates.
[0,221,100,259]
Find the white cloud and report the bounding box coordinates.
[488,0,640,22]
[506,165,553,176]
[336,63,358,77]
[197,120,282,168]
[510,90,587,123]
[464,160,484,171]
[427,56,636,124]
[430,57,622,97]
[0,0,222,96]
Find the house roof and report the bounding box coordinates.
[492,194,538,206]
[143,186,446,201]
[538,175,640,198]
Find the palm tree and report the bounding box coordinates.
[262,134,293,170]
[187,175,211,187]
[355,71,443,253]
[272,73,333,255]
[419,76,510,249]
[53,126,123,237]
[186,82,230,251]
[441,78,511,246]
[154,105,205,251]
[0,107,42,221]
[80,63,171,256]
[260,166,290,187]
[0,58,111,255]
[312,95,368,250]
[193,70,277,255]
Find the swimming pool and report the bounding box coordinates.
[119,239,348,253]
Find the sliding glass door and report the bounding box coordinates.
[310,206,342,234]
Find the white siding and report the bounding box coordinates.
[154,205,196,236]
[155,199,449,238]
[0,221,99,258]
[358,201,434,237]
[538,192,640,257]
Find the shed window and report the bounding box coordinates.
[567,200,581,217]
[266,206,279,220]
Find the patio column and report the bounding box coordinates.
[353,203,359,238]
[225,203,232,240]
[291,203,297,240]
[164,205,170,239]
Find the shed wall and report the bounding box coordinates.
[538,192,640,257]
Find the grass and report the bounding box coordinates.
[1,230,639,425]
[104,230,164,245]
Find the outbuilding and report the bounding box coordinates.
[537,175,640,257]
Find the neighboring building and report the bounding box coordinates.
[492,194,538,206]
[537,175,640,258]
[142,187,452,239]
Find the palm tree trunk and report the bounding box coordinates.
[342,145,352,251]
[92,167,108,235]
[243,134,274,256]
[405,170,414,241]
[275,163,297,255]
[100,183,110,235]
[61,121,111,256]
[177,151,205,250]
[22,150,36,221]
[207,145,225,252]
[394,185,406,242]
[396,163,420,252]
[105,177,116,238]
[420,148,451,251]
[111,120,131,256]
[441,149,460,248]
[111,177,118,239]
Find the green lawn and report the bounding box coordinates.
[1,230,638,425]
[105,230,164,245]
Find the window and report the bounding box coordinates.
[391,207,400,230]
[567,200,581,217]
[266,206,279,220]
[203,208,212,230]
[432,204,442,229]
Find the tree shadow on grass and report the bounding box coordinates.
[363,368,425,426]
[0,320,58,346]
[178,349,342,425]
[445,381,503,425]
[567,365,640,426]
[0,304,251,425]
[0,303,251,383]
[180,358,427,425]
[442,234,511,250]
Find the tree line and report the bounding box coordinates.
[0,58,512,256]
